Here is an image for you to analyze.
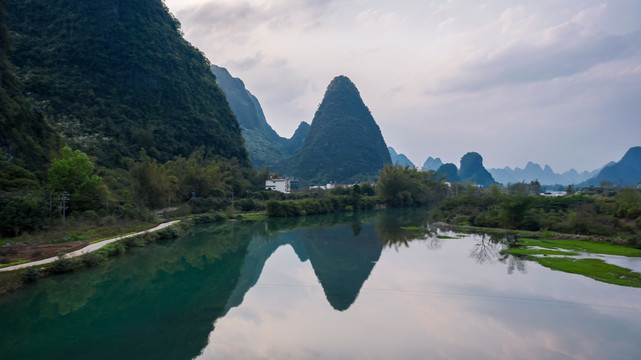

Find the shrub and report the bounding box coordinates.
[22,267,40,283]
[97,242,127,257]
[48,256,82,274]
[81,253,104,267]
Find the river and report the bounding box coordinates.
[1,209,640,359]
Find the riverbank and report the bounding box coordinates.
[0,219,189,295]
[0,220,180,272]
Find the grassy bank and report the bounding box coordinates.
[0,220,188,295]
[501,237,641,288]
[535,257,641,288]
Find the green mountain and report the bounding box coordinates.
[210,64,310,169]
[210,65,280,140]
[389,147,415,168]
[5,0,247,167]
[282,76,391,183]
[436,163,459,183]
[0,0,59,172]
[458,152,496,188]
[582,146,641,187]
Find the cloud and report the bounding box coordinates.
[176,0,336,37]
[425,2,641,94]
[165,0,641,172]
[432,26,641,93]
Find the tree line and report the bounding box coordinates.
[0,145,262,237]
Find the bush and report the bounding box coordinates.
[236,198,257,212]
[48,256,82,274]
[189,197,228,214]
[81,253,104,267]
[22,267,40,283]
[97,242,127,257]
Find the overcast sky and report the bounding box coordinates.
[164,0,641,173]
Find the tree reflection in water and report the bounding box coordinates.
[375,208,438,250]
[468,233,527,274]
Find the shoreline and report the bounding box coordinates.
[0,220,181,273]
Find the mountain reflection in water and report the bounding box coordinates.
[1,209,639,360]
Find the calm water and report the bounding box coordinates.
[1,210,640,360]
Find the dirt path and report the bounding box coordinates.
[0,220,180,272]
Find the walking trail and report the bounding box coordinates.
[0,220,181,272]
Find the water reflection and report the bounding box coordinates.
[1,210,639,360]
[376,208,437,249]
[0,221,259,360]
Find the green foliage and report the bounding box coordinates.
[81,252,104,267]
[0,1,60,173]
[6,0,248,167]
[376,164,447,207]
[280,76,391,183]
[0,192,45,236]
[48,256,83,274]
[535,257,641,288]
[22,267,40,283]
[266,192,376,218]
[47,146,109,212]
[512,238,641,257]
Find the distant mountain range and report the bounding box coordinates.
[423,152,497,188]
[389,147,415,168]
[489,162,601,186]
[422,157,443,172]
[580,147,641,187]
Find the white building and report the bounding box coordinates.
[265,178,291,194]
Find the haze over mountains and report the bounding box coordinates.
[580,147,641,187]
[389,147,415,168]
[489,163,601,186]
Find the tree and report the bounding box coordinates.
[47,146,108,213]
[0,194,43,236]
[376,164,447,207]
[130,154,177,208]
[565,184,576,195]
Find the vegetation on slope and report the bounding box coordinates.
[6,0,247,167]
[0,0,60,172]
[281,76,391,183]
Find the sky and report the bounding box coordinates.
[163,0,641,173]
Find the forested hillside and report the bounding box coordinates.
[281,76,391,183]
[6,0,247,167]
[211,65,309,169]
[0,0,59,172]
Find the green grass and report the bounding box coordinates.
[515,238,641,257]
[501,248,578,256]
[241,214,268,221]
[401,226,427,231]
[535,257,641,288]
[0,260,30,269]
[436,235,458,239]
